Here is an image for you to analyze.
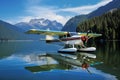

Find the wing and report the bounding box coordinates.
[78,33,102,38]
[26,29,102,37]
[26,29,68,36]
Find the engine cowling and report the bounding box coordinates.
[81,36,88,41]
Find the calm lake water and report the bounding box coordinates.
[0,40,120,80]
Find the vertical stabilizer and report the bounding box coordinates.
[46,35,54,43]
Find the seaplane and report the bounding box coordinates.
[26,29,102,53]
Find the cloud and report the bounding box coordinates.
[23,6,71,25]
[7,6,70,25]
[18,16,35,22]
[8,0,113,25]
[23,0,112,25]
[59,0,113,14]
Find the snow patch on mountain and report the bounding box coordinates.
[15,18,63,31]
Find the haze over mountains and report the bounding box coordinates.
[0,20,45,40]
[62,0,120,32]
[0,19,63,40]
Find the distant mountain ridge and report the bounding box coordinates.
[62,0,120,32]
[0,20,43,40]
[15,18,63,31]
[88,0,120,18]
[0,18,63,40]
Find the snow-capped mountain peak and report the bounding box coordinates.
[15,18,63,31]
[29,18,48,26]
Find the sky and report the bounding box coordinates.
[0,0,113,25]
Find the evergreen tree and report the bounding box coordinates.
[77,9,120,40]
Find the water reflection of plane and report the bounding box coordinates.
[25,53,103,73]
[25,54,73,72]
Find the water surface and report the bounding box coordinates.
[0,40,119,80]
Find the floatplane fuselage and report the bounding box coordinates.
[26,29,102,53]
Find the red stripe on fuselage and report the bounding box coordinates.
[46,37,82,43]
[60,37,81,41]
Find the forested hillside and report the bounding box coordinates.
[77,9,120,40]
[63,0,120,32]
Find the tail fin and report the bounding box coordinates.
[46,35,54,43]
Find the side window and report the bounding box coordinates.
[69,32,78,37]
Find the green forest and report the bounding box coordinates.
[77,9,120,40]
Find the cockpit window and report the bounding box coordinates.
[69,32,78,36]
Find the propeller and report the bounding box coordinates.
[81,30,92,44]
[85,29,93,44]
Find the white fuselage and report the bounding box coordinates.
[61,35,84,45]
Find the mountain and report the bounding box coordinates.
[0,20,42,40]
[0,18,63,40]
[15,18,63,31]
[77,9,120,40]
[62,15,88,32]
[88,0,120,18]
[62,0,120,32]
